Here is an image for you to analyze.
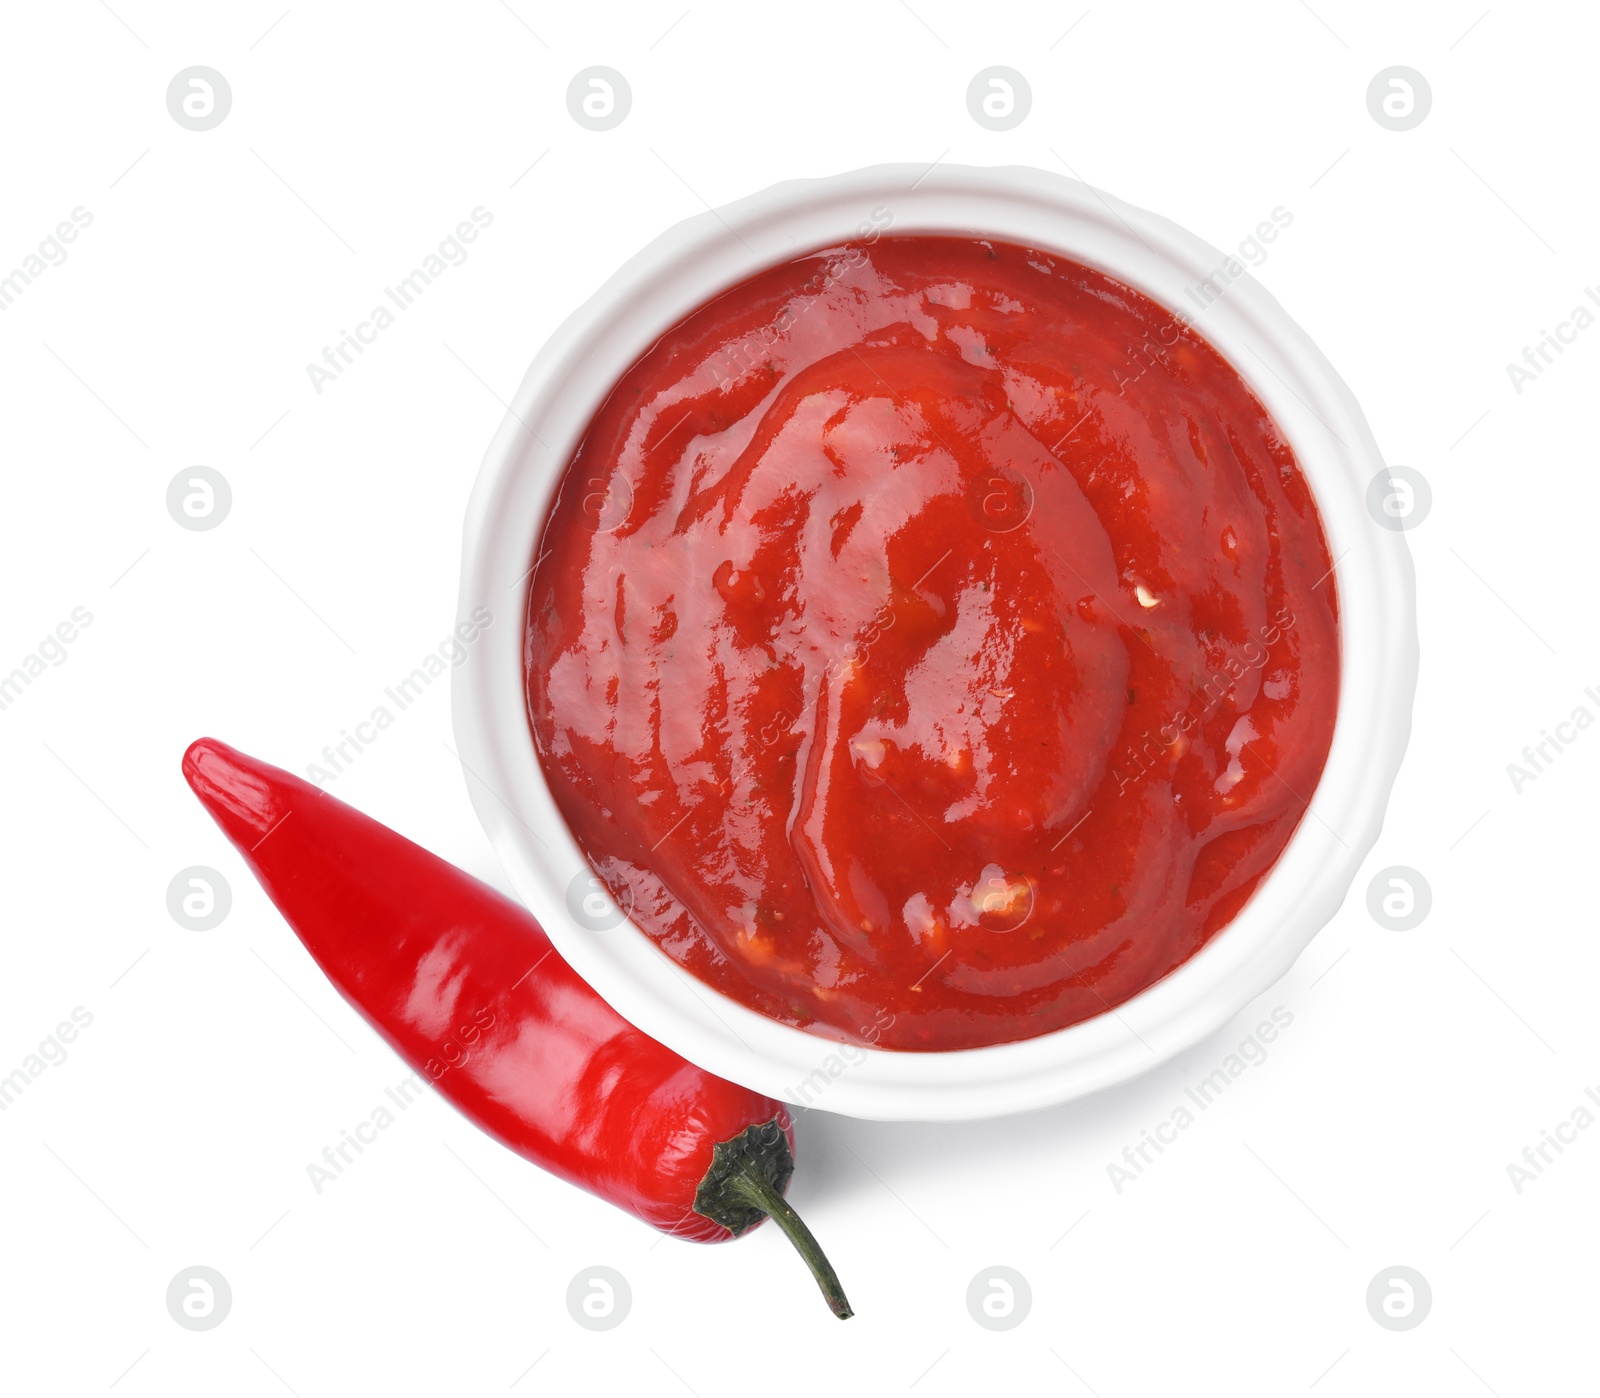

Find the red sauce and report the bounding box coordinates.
[526,235,1339,1051]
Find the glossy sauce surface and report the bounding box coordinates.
[526,235,1339,1051]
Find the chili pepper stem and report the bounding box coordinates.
[693,1118,854,1320]
[723,1160,854,1320]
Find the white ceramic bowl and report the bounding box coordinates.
[452,163,1416,1122]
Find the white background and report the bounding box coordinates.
[1,1,1594,1393]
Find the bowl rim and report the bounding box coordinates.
[452,162,1417,1122]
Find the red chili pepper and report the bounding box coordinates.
[183,738,851,1319]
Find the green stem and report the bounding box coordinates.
[724,1160,854,1320]
[692,1117,854,1320]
